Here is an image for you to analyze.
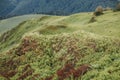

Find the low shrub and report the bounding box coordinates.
[94,6,103,16]
[116,3,120,11]
[89,16,96,23]
[57,63,91,80]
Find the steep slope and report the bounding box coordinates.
[0,0,119,19]
[0,11,120,80]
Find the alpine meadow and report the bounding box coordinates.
[0,0,120,80]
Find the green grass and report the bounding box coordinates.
[0,11,120,80]
[0,14,47,34]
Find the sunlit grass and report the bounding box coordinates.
[0,11,120,80]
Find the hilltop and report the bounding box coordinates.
[0,0,119,19]
[0,11,120,80]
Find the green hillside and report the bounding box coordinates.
[0,11,120,80]
[0,14,46,34]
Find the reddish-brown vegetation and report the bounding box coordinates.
[5,70,17,78]
[73,64,91,79]
[22,64,31,73]
[17,64,35,80]
[57,63,91,80]
[0,57,20,79]
[15,37,38,56]
[44,76,54,80]
[57,63,74,80]
[0,70,17,80]
[5,59,20,69]
[17,69,34,80]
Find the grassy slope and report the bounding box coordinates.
[0,11,120,80]
[61,11,120,37]
[0,14,47,34]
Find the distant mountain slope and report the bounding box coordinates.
[0,0,119,19]
[0,0,15,17]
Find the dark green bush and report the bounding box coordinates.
[89,16,96,23]
[116,3,120,11]
[94,6,103,16]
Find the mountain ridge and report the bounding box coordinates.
[0,0,119,19]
